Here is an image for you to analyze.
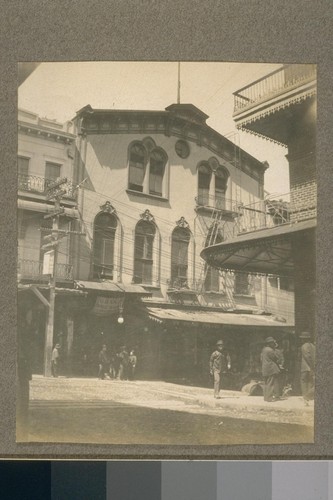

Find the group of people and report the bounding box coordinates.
[209,332,315,404]
[98,345,137,381]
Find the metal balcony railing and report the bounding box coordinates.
[18,259,73,281]
[233,64,316,113]
[18,174,76,200]
[195,194,238,212]
[236,193,316,234]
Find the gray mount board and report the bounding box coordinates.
[0,0,333,458]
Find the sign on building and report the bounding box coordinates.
[43,250,55,276]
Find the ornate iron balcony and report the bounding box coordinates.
[18,259,73,281]
[18,174,76,200]
[233,64,316,114]
[236,193,316,234]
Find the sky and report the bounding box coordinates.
[18,61,290,196]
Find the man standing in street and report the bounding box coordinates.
[98,344,109,380]
[209,340,230,399]
[261,337,281,402]
[118,346,130,380]
[300,331,315,405]
[51,343,61,378]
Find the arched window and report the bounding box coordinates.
[128,139,168,198]
[171,227,191,287]
[198,164,212,206]
[133,220,156,284]
[215,167,227,209]
[93,213,117,279]
[128,143,146,192]
[149,149,166,196]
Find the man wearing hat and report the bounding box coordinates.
[209,340,231,399]
[51,343,61,378]
[300,332,315,404]
[261,337,281,402]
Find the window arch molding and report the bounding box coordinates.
[196,158,230,209]
[133,211,161,286]
[127,138,169,198]
[92,204,123,282]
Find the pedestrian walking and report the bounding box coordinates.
[51,344,61,378]
[300,331,315,405]
[261,337,281,402]
[209,340,231,399]
[98,344,109,380]
[118,346,129,380]
[129,350,137,380]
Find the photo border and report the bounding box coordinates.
[1,0,332,459]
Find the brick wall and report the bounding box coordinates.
[288,136,316,222]
[292,229,316,336]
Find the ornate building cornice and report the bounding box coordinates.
[73,106,267,182]
[18,121,75,144]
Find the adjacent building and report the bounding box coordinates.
[201,64,316,385]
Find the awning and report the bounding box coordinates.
[74,280,151,296]
[147,307,294,328]
[18,199,79,219]
[201,218,316,275]
[18,283,87,296]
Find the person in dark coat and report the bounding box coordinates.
[261,337,281,402]
[98,344,109,380]
[300,331,315,404]
[118,346,129,380]
[209,340,231,399]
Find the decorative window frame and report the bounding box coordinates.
[197,157,230,206]
[169,218,195,289]
[91,201,123,282]
[127,137,169,200]
[132,209,161,287]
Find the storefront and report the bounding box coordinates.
[145,305,295,390]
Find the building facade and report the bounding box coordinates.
[201,64,316,387]
[17,102,296,385]
[17,109,81,374]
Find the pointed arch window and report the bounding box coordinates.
[171,227,191,287]
[93,212,117,279]
[149,149,166,196]
[133,220,156,284]
[128,143,146,192]
[215,167,227,209]
[198,164,212,206]
[128,139,168,198]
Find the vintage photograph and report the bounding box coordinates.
[17,62,316,445]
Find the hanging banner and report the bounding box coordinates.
[91,296,124,316]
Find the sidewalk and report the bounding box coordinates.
[29,375,314,426]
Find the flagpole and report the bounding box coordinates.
[177,62,181,104]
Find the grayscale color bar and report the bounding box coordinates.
[217,461,272,500]
[272,461,328,500]
[107,461,161,500]
[162,461,216,500]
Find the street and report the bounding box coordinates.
[24,376,314,445]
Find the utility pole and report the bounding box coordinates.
[41,177,86,377]
[42,177,68,377]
